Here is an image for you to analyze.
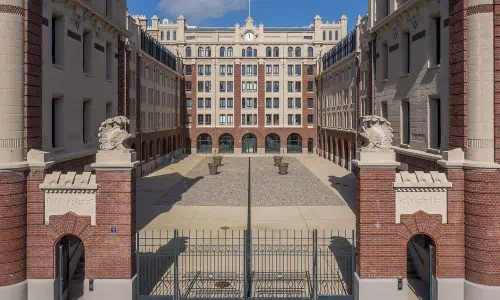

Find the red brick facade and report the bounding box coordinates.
[27,168,136,279]
[494,0,500,164]
[464,170,500,286]
[356,167,465,279]
[0,171,27,286]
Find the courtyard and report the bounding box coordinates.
[136,154,356,232]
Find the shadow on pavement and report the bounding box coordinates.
[328,173,357,213]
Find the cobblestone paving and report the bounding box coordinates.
[156,157,345,207]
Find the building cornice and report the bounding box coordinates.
[69,0,129,38]
[369,0,426,37]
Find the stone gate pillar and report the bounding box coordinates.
[352,116,401,300]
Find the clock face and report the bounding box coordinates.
[244,32,255,41]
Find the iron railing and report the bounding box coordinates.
[137,229,356,300]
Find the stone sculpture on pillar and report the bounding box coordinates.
[355,115,399,167]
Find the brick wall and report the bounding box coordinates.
[448,0,468,150]
[24,0,43,156]
[464,170,500,286]
[27,168,136,279]
[356,167,465,279]
[0,171,27,286]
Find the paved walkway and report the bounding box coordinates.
[137,155,356,231]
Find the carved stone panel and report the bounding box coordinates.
[394,171,452,224]
[40,172,98,225]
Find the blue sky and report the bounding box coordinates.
[127,0,367,31]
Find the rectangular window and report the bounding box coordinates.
[51,97,63,148]
[220,98,226,108]
[205,98,211,108]
[308,114,314,125]
[227,114,233,125]
[288,98,294,109]
[185,65,192,75]
[288,114,294,125]
[198,98,204,108]
[288,65,293,76]
[381,101,388,120]
[198,114,204,125]
[105,42,113,80]
[205,114,211,125]
[307,98,314,109]
[307,65,314,76]
[266,65,272,75]
[220,114,226,125]
[227,65,233,75]
[220,65,226,75]
[83,31,92,74]
[295,97,302,108]
[273,98,280,108]
[105,102,112,118]
[227,81,233,92]
[433,17,441,65]
[382,42,389,80]
[273,65,279,75]
[186,98,192,108]
[273,81,279,93]
[295,65,302,76]
[288,82,293,92]
[307,81,314,92]
[205,81,211,92]
[105,0,113,16]
[273,114,279,125]
[205,65,211,75]
[266,98,272,108]
[295,82,301,92]
[295,114,302,125]
[401,100,410,144]
[186,114,192,125]
[220,81,226,92]
[227,98,233,108]
[198,65,204,75]
[402,32,411,74]
[52,15,64,65]
[266,114,272,125]
[430,98,441,149]
[266,81,272,93]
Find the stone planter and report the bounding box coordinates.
[273,156,283,167]
[213,156,223,166]
[208,162,219,175]
[278,162,289,175]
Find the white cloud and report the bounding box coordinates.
[158,0,248,24]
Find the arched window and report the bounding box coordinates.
[173,30,177,40]
[287,133,303,153]
[219,134,235,153]
[323,30,326,41]
[166,31,171,40]
[335,30,339,40]
[307,47,314,58]
[288,47,293,57]
[227,47,233,57]
[329,30,333,41]
[295,47,301,57]
[197,134,212,153]
[247,47,253,57]
[198,47,204,57]
[220,47,226,57]
[254,49,258,57]
[273,47,279,57]
[205,47,211,57]
[265,134,280,153]
[186,47,192,57]
[266,47,272,57]
[242,49,246,57]
[160,31,164,40]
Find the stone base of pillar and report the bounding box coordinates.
[0,281,27,300]
[26,277,136,300]
[354,273,408,300]
[465,280,500,300]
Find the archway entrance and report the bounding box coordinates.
[197,134,212,153]
[265,134,280,153]
[287,133,302,153]
[407,234,436,300]
[55,235,85,300]
[308,138,314,154]
[242,133,257,154]
[219,134,235,153]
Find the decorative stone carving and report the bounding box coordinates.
[40,172,98,225]
[358,115,393,151]
[394,171,452,223]
[98,116,132,151]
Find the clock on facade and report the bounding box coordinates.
[244,31,255,41]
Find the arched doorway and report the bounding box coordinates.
[167,137,172,153]
[407,234,436,300]
[173,136,177,151]
[197,134,212,153]
[219,134,234,153]
[55,235,85,300]
[287,133,302,153]
[344,141,350,170]
[242,133,257,154]
[265,134,280,153]
[149,141,154,159]
[162,138,166,155]
[308,138,314,154]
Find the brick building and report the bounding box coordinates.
[315,0,500,299]
[142,14,348,154]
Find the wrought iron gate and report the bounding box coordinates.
[137,229,356,300]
